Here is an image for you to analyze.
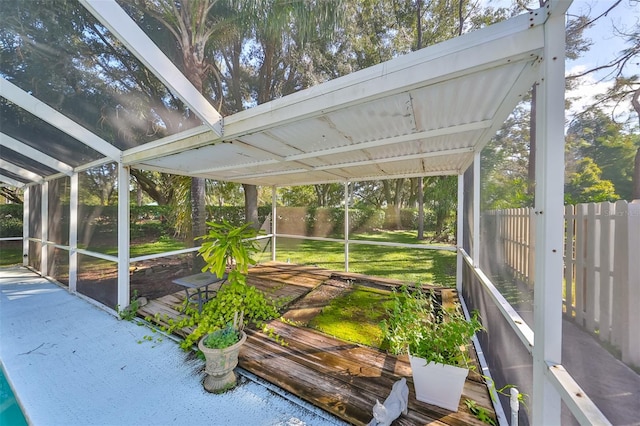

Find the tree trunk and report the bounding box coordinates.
[191,177,206,273]
[394,179,403,229]
[243,183,259,229]
[314,184,329,207]
[136,182,143,206]
[130,169,167,205]
[0,187,23,204]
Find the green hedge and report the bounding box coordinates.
[275,206,421,237]
[0,204,436,239]
[206,205,272,227]
[0,204,23,237]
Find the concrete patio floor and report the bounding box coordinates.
[0,266,347,426]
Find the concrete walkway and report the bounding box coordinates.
[562,319,640,426]
[0,266,347,426]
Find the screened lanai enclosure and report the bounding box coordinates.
[2,0,636,425]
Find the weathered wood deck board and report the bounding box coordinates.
[139,262,496,426]
[329,269,444,292]
[249,262,332,287]
[138,261,328,322]
[247,320,492,426]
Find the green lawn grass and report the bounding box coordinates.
[85,235,187,258]
[4,230,456,287]
[308,285,394,348]
[0,243,22,266]
[259,230,457,286]
[129,236,186,258]
[0,237,187,267]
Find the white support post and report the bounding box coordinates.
[41,181,48,276]
[344,182,350,272]
[69,173,78,293]
[532,5,566,424]
[473,152,481,267]
[271,186,277,262]
[456,174,464,292]
[117,164,130,310]
[22,187,29,266]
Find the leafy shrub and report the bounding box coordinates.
[162,220,280,350]
[380,286,483,367]
[206,206,271,228]
[0,204,22,217]
[202,323,241,349]
[0,215,22,237]
[0,205,23,237]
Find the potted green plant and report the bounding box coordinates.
[164,220,279,392]
[380,285,483,411]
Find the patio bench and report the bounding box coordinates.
[172,271,227,313]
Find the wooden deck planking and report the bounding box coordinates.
[245,320,492,426]
[139,262,496,426]
[138,262,329,324]
[249,262,332,287]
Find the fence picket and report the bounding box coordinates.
[585,203,598,332]
[612,201,627,350]
[564,205,575,319]
[625,202,640,366]
[598,202,612,342]
[613,201,640,366]
[574,204,586,326]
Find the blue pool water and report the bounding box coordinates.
[0,364,28,426]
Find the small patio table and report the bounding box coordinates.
[172,271,227,313]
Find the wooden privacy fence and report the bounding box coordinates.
[485,201,640,367]
[482,208,535,288]
[565,201,640,367]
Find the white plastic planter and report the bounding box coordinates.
[409,355,469,411]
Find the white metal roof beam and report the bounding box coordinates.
[313,148,474,172]
[80,0,223,137]
[0,78,121,161]
[247,169,459,187]
[123,125,212,164]
[286,120,490,162]
[226,148,472,181]
[0,173,25,188]
[190,121,489,175]
[189,140,315,174]
[0,133,74,176]
[0,159,43,183]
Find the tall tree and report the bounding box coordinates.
[424,175,457,240]
[216,0,344,228]
[566,3,639,198]
[566,108,637,200]
[132,0,232,261]
[565,158,617,204]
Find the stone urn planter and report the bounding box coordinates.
[198,330,247,393]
